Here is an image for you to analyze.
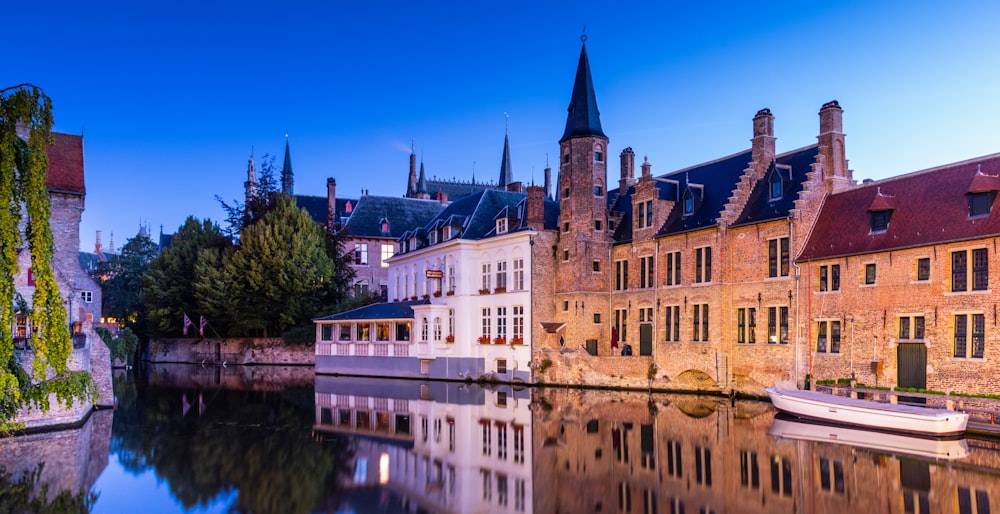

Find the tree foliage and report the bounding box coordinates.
[215,153,280,242]
[91,231,158,340]
[95,327,139,364]
[143,218,230,337]
[0,84,92,430]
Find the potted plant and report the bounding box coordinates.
[446,334,455,343]
[477,335,490,344]
[433,291,442,297]
[478,288,490,295]
[493,286,506,294]
[422,294,430,300]
[446,290,455,296]
[511,337,524,345]
[494,336,506,345]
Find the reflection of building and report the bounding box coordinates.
[314,376,533,513]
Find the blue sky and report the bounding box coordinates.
[7,1,1000,252]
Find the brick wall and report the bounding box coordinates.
[148,337,315,365]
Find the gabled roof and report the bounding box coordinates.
[798,153,1000,261]
[314,299,429,322]
[560,43,605,143]
[46,132,85,194]
[408,189,556,247]
[341,196,445,239]
[295,195,353,225]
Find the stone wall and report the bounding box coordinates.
[147,337,315,366]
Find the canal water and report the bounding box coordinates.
[1,363,998,514]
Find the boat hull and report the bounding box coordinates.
[766,387,968,437]
[769,416,969,460]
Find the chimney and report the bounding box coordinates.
[641,156,652,179]
[439,191,449,204]
[526,185,546,229]
[326,178,337,232]
[751,108,776,178]
[544,167,552,199]
[95,230,103,254]
[818,100,850,191]
[506,181,524,193]
[619,147,636,192]
[408,149,417,197]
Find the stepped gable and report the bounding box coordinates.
[799,153,1000,261]
[729,145,819,227]
[46,132,85,194]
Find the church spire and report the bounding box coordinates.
[281,134,294,195]
[498,114,513,188]
[245,148,258,203]
[417,160,428,195]
[560,40,605,143]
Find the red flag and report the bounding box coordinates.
[199,315,208,337]
[183,313,193,335]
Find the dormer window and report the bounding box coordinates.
[870,210,891,232]
[443,226,451,240]
[684,191,694,215]
[969,192,995,218]
[867,187,896,233]
[497,218,508,235]
[429,231,438,245]
[683,185,703,217]
[768,164,791,201]
[769,172,783,200]
[379,218,389,234]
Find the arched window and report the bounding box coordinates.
[421,317,429,341]
[594,144,604,162]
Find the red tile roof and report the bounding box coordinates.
[798,153,1000,261]
[45,132,84,194]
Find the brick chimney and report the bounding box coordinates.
[506,181,524,193]
[818,100,851,192]
[526,185,546,229]
[619,147,636,192]
[641,155,652,179]
[439,191,449,204]
[751,108,775,179]
[326,178,337,232]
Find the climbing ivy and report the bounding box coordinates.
[0,84,90,430]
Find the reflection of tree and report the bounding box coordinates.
[0,462,97,513]
[110,381,353,514]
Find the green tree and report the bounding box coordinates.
[92,231,158,341]
[216,153,280,242]
[210,195,343,336]
[143,217,230,337]
[0,84,93,431]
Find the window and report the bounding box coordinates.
[952,249,988,292]
[595,219,602,231]
[637,202,645,229]
[512,259,524,290]
[421,318,428,341]
[954,313,985,359]
[594,185,603,196]
[692,304,709,342]
[665,251,681,286]
[595,148,604,162]
[614,309,628,343]
[898,315,925,341]
[357,322,371,341]
[769,173,783,200]
[819,264,840,291]
[819,458,845,494]
[740,451,760,490]
[665,306,680,342]
[495,261,507,290]
[916,258,930,281]
[638,307,653,323]
[768,238,789,278]
[615,260,629,291]
[768,306,788,344]
[695,446,712,487]
[354,243,368,265]
[496,307,507,340]
[448,309,454,340]
[594,313,601,324]
[639,256,653,288]
[481,263,491,291]
[321,324,333,341]
[645,200,653,228]
[770,455,793,497]
[957,486,991,514]
[481,308,491,340]
[695,247,712,283]
[448,264,457,293]
[683,189,695,215]
[497,218,508,234]
[969,191,996,218]
[339,324,352,341]
[563,222,569,232]
[870,210,891,232]
[432,318,441,341]
[864,263,876,285]
[590,260,600,272]
[429,231,438,245]
[497,359,507,374]
[80,291,93,303]
[666,440,682,478]
[377,322,391,342]
[563,250,569,261]
[380,244,394,267]
[816,320,841,353]
[737,307,756,344]
[512,306,523,341]
[563,301,569,312]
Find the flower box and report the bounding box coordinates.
[478,289,490,295]
[494,337,506,345]
[493,287,506,294]
[411,296,418,301]
[511,337,524,346]
[446,335,455,343]
[446,291,455,296]
[422,294,430,300]
[477,336,490,344]
[433,291,443,297]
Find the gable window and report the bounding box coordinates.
[429,231,438,245]
[898,315,925,341]
[952,248,988,292]
[635,200,653,228]
[916,258,930,281]
[737,307,756,344]
[497,218,508,235]
[683,190,695,216]
[380,218,389,233]
[665,251,681,286]
[768,237,789,278]
[615,260,629,291]
[954,313,985,359]
[768,306,788,344]
[664,305,680,342]
[816,320,841,353]
[769,172,783,200]
[354,243,369,265]
[870,210,891,232]
[819,264,840,291]
[692,304,709,342]
[695,247,712,283]
[969,191,995,218]
[864,263,876,285]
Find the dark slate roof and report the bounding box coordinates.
[729,145,819,227]
[799,153,1000,261]
[314,299,429,322]
[78,252,102,274]
[338,195,445,239]
[560,43,605,143]
[295,195,355,227]
[46,132,85,194]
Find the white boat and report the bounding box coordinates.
[765,384,969,436]
[769,416,969,460]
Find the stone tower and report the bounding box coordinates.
[554,41,611,349]
[244,151,257,204]
[817,100,851,192]
[407,141,417,197]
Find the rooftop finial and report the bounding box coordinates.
[504,111,509,134]
[411,137,415,154]
[581,25,587,43]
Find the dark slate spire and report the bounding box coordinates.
[560,43,605,143]
[281,135,294,195]
[417,161,428,194]
[498,131,513,188]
